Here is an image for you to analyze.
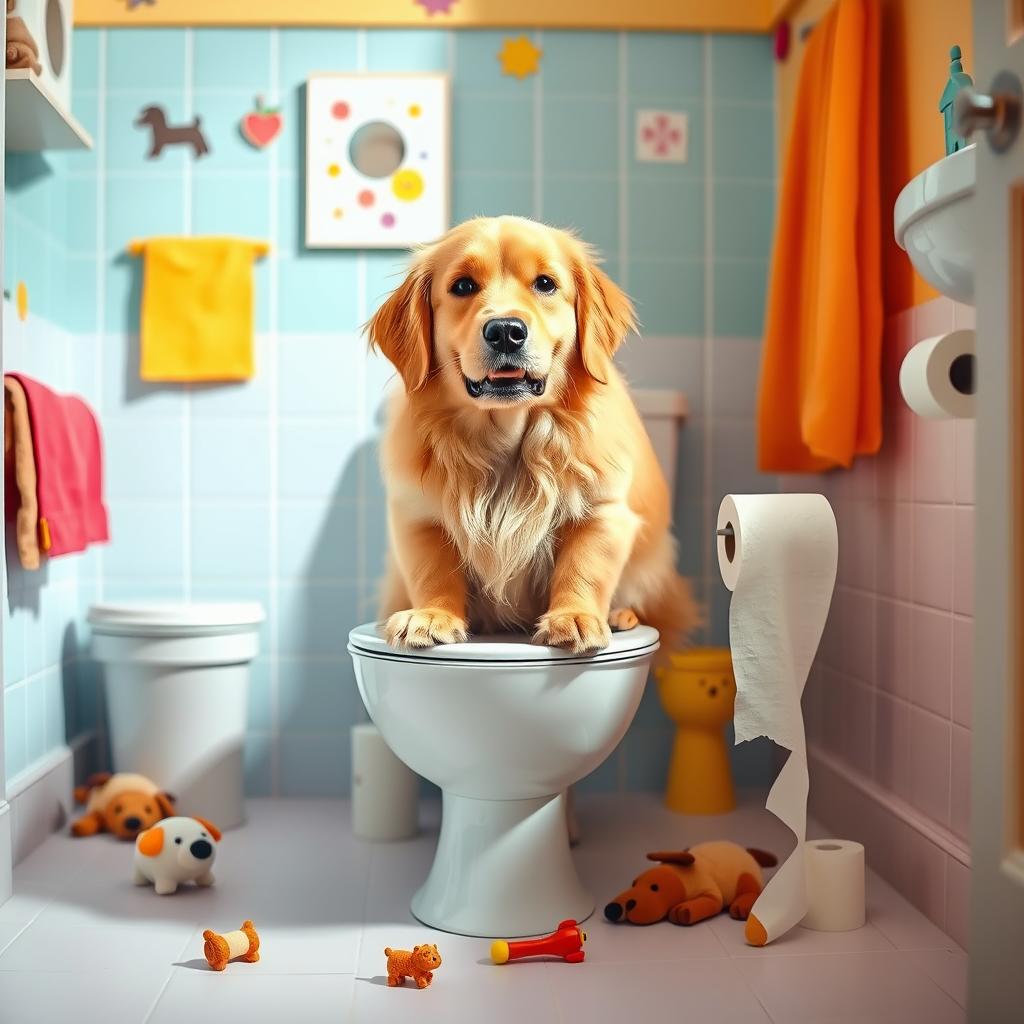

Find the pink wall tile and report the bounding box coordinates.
[874,693,912,802]
[953,506,974,616]
[910,606,953,717]
[945,858,970,949]
[897,825,950,932]
[908,706,952,827]
[840,589,877,686]
[952,616,973,728]
[819,598,842,669]
[843,679,876,777]
[954,420,974,505]
[950,724,970,841]
[838,500,878,592]
[913,418,956,504]
[876,501,912,600]
[952,301,976,331]
[914,296,957,339]
[823,667,847,756]
[912,504,954,610]
[876,597,912,699]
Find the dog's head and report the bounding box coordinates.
[136,815,221,869]
[367,216,636,409]
[134,105,164,128]
[102,789,176,841]
[604,851,694,925]
[411,944,442,972]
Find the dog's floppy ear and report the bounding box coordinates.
[647,850,695,866]
[137,825,165,857]
[572,244,637,385]
[153,792,176,819]
[194,816,222,842]
[367,250,433,393]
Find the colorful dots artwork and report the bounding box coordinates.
[305,74,449,248]
[635,110,688,164]
[499,36,542,80]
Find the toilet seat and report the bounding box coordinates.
[348,622,659,665]
[89,601,265,637]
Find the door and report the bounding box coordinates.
[967,1,1024,1018]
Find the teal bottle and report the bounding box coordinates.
[939,45,974,155]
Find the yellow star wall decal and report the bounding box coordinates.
[499,36,542,80]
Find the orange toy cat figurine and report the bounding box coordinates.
[384,943,442,989]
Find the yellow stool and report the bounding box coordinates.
[655,647,736,814]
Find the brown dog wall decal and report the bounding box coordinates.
[136,105,210,159]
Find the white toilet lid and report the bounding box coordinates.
[348,622,659,664]
[88,602,266,636]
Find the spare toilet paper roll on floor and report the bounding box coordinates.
[899,329,975,419]
[717,494,838,946]
[802,839,865,932]
[351,722,419,841]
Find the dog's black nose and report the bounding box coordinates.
[123,816,142,831]
[482,317,527,355]
[190,839,213,860]
[604,902,623,922]
[625,899,637,912]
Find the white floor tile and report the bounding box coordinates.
[736,950,966,1024]
[149,971,356,1024]
[708,915,896,957]
[867,874,963,951]
[907,947,968,1009]
[0,968,170,1023]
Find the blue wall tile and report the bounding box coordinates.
[543,177,618,259]
[277,501,360,581]
[278,333,362,416]
[710,34,774,104]
[713,260,768,338]
[72,29,101,92]
[4,685,27,779]
[711,103,775,181]
[627,34,704,101]
[543,97,618,176]
[279,731,350,797]
[453,96,533,175]
[279,30,359,94]
[366,29,448,72]
[193,30,273,91]
[277,420,363,501]
[106,30,187,91]
[104,417,184,499]
[454,32,534,97]
[25,676,46,764]
[542,31,619,97]
[106,92,188,172]
[243,733,273,796]
[190,502,272,580]
[104,174,186,256]
[247,657,273,732]
[192,92,271,173]
[453,174,533,222]
[714,181,774,262]
[191,172,272,239]
[628,178,704,261]
[278,253,360,332]
[628,259,704,336]
[191,416,270,499]
[104,501,185,578]
[364,252,408,319]
[276,582,359,658]
[278,657,363,734]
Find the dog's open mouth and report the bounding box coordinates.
[464,366,546,400]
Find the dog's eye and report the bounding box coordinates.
[114,805,122,814]
[650,883,660,892]
[450,276,478,297]
[201,832,207,838]
[145,805,152,814]
[533,275,557,294]
[174,837,182,844]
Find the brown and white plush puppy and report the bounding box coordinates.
[368,216,697,654]
[71,772,176,841]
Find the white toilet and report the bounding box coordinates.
[348,625,659,937]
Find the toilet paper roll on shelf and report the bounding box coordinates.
[899,329,975,418]
[717,493,838,947]
[802,839,865,932]
[351,722,419,841]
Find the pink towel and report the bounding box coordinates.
[5,373,109,558]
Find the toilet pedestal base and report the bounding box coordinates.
[411,790,593,938]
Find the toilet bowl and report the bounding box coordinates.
[348,623,658,937]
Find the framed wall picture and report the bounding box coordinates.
[305,73,450,248]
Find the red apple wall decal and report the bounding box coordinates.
[241,96,282,149]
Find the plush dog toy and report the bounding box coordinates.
[384,944,442,989]
[133,815,220,895]
[203,920,260,971]
[71,772,176,841]
[604,841,777,926]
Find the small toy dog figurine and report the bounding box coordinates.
[604,841,777,926]
[491,919,587,964]
[384,944,442,989]
[71,772,176,841]
[135,105,210,159]
[133,815,220,895]
[203,920,260,971]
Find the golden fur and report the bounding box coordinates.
[368,215,698,654]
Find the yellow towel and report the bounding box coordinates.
[757,0,882,472]
[128,236,269,382]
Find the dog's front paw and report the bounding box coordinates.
[385,608,468,649]
[533,611,611,655]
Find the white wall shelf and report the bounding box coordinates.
[5,69,92,152]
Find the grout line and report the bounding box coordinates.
[267,26,282,798]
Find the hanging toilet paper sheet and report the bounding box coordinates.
[717,494,838,946]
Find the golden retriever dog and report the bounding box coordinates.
[367,215,697,655]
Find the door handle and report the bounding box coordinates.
[955,70,1023,152]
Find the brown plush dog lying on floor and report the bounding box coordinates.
[604,841,777,926]
[71,772,176,841]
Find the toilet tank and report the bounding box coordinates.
[633,388,689,495]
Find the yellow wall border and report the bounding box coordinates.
[77,0,775,33]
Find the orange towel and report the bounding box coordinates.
[757,0,882,472]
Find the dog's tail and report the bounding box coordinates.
[384,947,394,957]
[747,848,778,868]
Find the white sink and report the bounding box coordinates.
[894,143,975,304]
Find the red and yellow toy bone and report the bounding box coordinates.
[490,919,587,964]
